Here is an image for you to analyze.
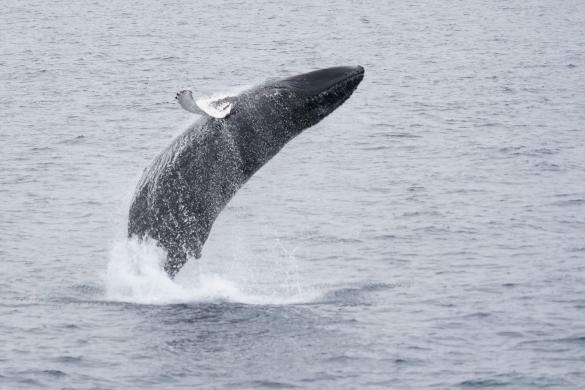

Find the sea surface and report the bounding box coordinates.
[1,0,585,388]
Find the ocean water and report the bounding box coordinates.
[1,0,585,388]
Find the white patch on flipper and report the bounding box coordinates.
[177,80,260,118]
[195,97,233,119]
[176,89,233,118]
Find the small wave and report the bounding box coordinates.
[319,282,398,305]
[30,146,53,152]
[551,198,585,207]
[103,238,321,306]
[458,378,507,388]
[54,355,83,364]
[554,335,585,344]
[59,135,86,145]
[40,370,66,378]
[235,380,298,389]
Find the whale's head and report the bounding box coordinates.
[235,65,364,126]
[228,65,364,172]
[274,65,365,127]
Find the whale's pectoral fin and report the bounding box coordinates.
[176,90,207,115]
[176,90,234,119]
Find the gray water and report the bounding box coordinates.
[2,0,585,388]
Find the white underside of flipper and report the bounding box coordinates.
[176,90,232,119]
[195,97,232,119]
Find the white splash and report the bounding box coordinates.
[104,237,321,305]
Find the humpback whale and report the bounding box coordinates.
[128,65,365,277]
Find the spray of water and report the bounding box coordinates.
[104,236,321,305]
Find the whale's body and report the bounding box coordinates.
[128,65,364,277]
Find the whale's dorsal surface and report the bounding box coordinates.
[130,66,365,278]
[176,90,233,118]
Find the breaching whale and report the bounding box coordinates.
[128,65,365,277]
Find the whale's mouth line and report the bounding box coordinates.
[307,67,365,103]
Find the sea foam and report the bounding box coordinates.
[104,237,320,305]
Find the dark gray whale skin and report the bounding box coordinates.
[128,65,365,277]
